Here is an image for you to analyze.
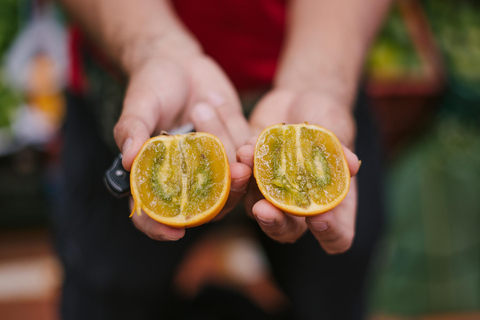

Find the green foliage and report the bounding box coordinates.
[0,0,20,57]
[424,0,480,92]
[367,7,423,80]
[0,0,21,128]
[0,75,21,128]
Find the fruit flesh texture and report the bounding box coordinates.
[255,125,348,212]
[132,134,228,221]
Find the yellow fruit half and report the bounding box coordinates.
[254,123,350,216]
[130,132,230,228]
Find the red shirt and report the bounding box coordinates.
[69,0,286,92]
[173,0,286,90]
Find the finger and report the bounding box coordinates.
[183,57,250,148]
[207,91,251,149]
[237,144,262,218]
[246,136,258,146]
[237,144,255,169]
[249,89,294,135]
[131,207,186,241]
[252,199,307,243]
[306,211,354,254]
[215,162,252,220]
[342,146,360,177]
[306,179,357,254]
[243,178,263,218]
[114,60,188,170]
[190,102,237,162]
[237,141,263,218]
[114,116,152,171]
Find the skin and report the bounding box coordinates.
[237,0,392,254]
[59,0,392,253]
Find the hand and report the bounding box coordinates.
[114,42,252,241]
[238,87,360,254]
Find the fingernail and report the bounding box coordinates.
[122,138,133,155]
[207,91,225,106]
[256,216,276,227]
[358,160,362,170]
[193,103,216,122]
[311,221,329,232]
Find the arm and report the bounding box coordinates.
[60,0,252,240]
[241,0,392,253]
[59,0,200,74]
[252,0,392,146]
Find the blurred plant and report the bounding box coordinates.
[367,6,424,81]
[0,77,21,128]
[0,0,20,56]
[0,0,21,129]
[424,0,480,93]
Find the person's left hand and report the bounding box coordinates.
[237,87,360,254]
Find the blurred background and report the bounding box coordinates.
[0,0,479,319]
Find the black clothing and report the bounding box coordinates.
[53,89,384,320]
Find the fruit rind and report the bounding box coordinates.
[130,132,230,228]
[254,123,350,216]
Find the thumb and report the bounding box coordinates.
[113,60,189,171]
[114,115,152,171]
[342,146,360,177]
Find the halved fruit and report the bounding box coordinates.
[130,132,230,228]
[254,123,350,216]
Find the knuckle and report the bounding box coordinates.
[317,228,340,242]
[113,119,126,141]
[148,232,165,241]
[322,230,355,255]
[269,227,302,244]
[267,227,287,239]
[115,116,150,140]
[145,224,165,241]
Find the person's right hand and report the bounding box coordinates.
[113,39,252,241]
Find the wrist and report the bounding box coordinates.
[120,30,202,76]
[274,58,359,111]
[249,86,357,148]
[272,61,358,148]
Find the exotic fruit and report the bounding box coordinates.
[130,132,230,228]
[254,123,350,216]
